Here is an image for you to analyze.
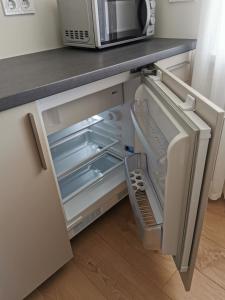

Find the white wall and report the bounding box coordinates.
[155,0,202,39]
[0,0,62,59]
[0,0,202,59]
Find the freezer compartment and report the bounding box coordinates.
[50,129,119,177]
[59,151,124,203]
[125,153,163,250]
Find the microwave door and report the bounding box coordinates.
[125,75,215,291]
[96,0,149,45]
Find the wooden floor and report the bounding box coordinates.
[27,197,225,300]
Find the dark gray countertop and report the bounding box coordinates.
[0,38,196,112]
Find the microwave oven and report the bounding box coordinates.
[57,0,156,49]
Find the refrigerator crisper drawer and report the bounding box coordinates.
[59,151,124,203]
[50,129,119,177]
[125,153,163,250]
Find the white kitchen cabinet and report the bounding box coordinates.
[1,49,224,299]
[0,102,73,300]
[38,50,224,292]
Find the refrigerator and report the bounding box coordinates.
[38,50,225,291]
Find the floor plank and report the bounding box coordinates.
[72,227,171,300]
[91,199,176,288]
[29,261,106,300]
[207,198,225,217]
[26,197,225,300]
[202,208,225,248]
[163,269,225,300]
[25,290,44,300]
[196,235,225,290]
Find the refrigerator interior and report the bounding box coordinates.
[45,103,133,235]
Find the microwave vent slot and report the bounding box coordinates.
[65,29,89,42]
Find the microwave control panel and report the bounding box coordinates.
[147,0,156,36]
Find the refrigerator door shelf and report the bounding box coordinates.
[125,153,163,250]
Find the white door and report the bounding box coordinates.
[125,64,224,291]
[0,102,73,300]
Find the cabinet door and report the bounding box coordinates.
[124,62,224,291]
[0,102,73,300]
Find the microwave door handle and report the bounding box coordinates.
[142,0,151,34]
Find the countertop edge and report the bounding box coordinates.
[0,40,196,112]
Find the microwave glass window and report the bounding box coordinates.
[98,0,146,44]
